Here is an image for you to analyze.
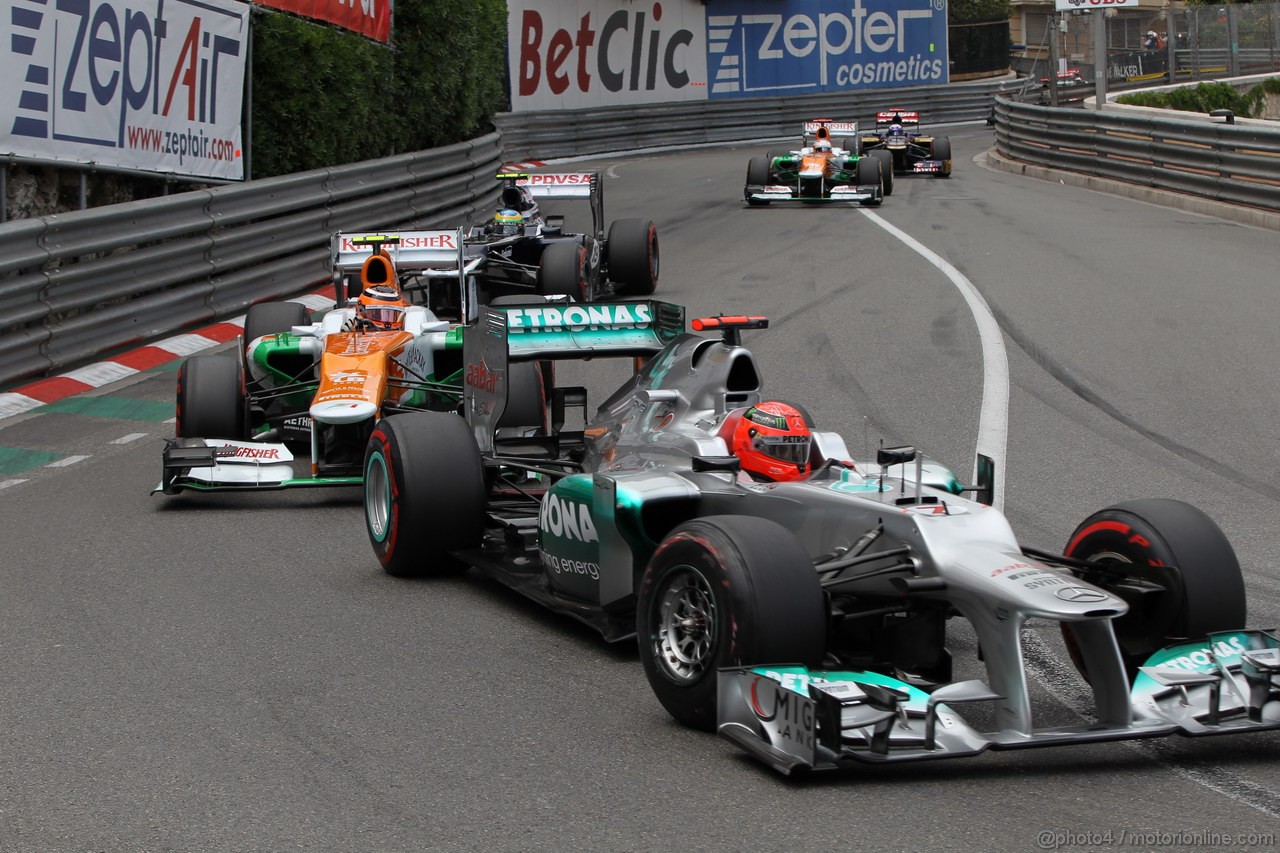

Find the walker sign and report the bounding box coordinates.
[1,0,248,180]
[705,0,949,98]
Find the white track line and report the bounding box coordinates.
[111,433,149,445]
[45,455,90,468]
[858,209,1009,511]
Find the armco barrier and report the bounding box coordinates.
[990,97,1280,213]
[495,79,1008,161]
[0,134,503,388]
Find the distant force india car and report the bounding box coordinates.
[362,303,1272,775]
[459,171,659,302]
[857,110,952,177]
[744,119,893,206]
[157,231,545,494]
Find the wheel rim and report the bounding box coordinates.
[648,229,660,281]
[365,450,392,542]
[651,567,716,683]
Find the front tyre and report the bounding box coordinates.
[176,355,245,439]
[364,412,486,578]
[855,156,884,207]
[930,137,952,177]
[605,218,659,296]
[1064,498,1246,679]
[745,156,771,206]
[870,150,894,196]
[637,516,826,731]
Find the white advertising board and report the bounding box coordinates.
[1055,0,1141,11]
[507,0,708,111]
[1,0,249,180]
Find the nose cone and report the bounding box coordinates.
[310,399,377,424]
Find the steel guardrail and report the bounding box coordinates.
[990,97,1280,213]
[495,79,1008,161]
[0,134,503,387]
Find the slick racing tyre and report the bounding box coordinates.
[244,302,309,346]
[870,150,894,196]
[176,355,246,440]
[745,156,771,206]
[637,516,826,731]
[364,412,485,578]
[496,361,549,434]
[538,241,590,300]
[855,156,884,207]
[606,218,659,296]
[1063,498,1246,680]
[930,137,952,177]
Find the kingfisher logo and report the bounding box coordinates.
[3,0,248,180]
[705,0,947,98]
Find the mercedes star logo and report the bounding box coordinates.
[1056,587,1109,603]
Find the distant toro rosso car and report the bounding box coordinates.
[361,303,1272,776]
[457,170,659,302]
[155,231,546,495]
[744,119,892,206]
[857,110,952,177]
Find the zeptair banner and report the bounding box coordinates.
[1,0,249,181]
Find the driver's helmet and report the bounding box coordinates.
[493,208,524,237]
[358,284,409,330]
[888,123,905,137]
[730,402,812,482]
[813,138,832,153]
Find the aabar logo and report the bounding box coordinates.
[466,361,500,393]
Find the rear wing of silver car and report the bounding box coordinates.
[497,170,605,241]
[463,300,685,451]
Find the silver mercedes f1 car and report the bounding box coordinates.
[362,302,1271,775]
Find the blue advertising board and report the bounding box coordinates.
[705,0,949,98]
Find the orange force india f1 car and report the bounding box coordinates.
[744,119,892,206]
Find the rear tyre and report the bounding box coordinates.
[497,361,548,433]
[364,412,486,578]
[856,156,884,207]
[930,137,952,177]
[745,156,771,206]
[1063,498,1246,679]
[638,516,826,731]
[606,218,659,296]
[176,355,245,439]
[244,302,309,345]
[538,241,589,300]
[871,150,894,196]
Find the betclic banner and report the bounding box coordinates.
[507,0,708,111]
[507,0,949,111]
[1,0,248,180]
